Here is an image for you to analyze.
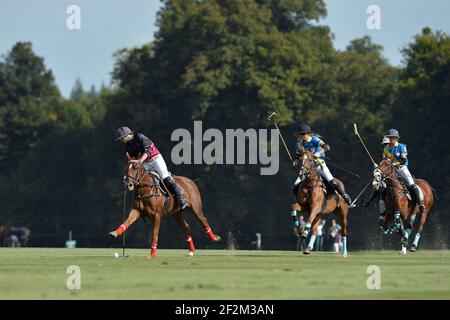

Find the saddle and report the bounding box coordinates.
[322,179,338,200]
[394,170,415,201]
[148,171,170,196]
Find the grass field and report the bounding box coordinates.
[0,248,449,299]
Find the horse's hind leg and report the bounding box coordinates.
[291,203,302,235]
[148,212,162,258]
[173,212,195,256]
[409,211,427,252]
[189,195,221,242]
[336,205,349,256]
[108,209,141,239]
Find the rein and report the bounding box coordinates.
[379,162,408,199]
[125,164,164,200]
[298,155,322,189]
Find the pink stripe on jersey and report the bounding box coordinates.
[149,142,160,158]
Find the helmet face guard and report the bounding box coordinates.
[116,127,132,141]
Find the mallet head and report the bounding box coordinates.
[268,112,277,121]
[353,123,359,135]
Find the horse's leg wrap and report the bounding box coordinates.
[163,177,189,210]
[302,222,311,238]
[205,226,216,241]
[307,234,316,250]
[394,212,402,231]
[291,210,299,227]
[342,236,348,256]
[115,224,127,236]
[413,233,421,247]
[150,242,158,257]
[405,228,411,240]
[186,236,195,253]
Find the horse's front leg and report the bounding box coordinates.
[303,217,319,254]
[148,212,162,258]
[108,209,141,238]
[301,201,322,239]
[394,203,410,254]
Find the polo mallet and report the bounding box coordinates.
[325,159,361,178]
[353,123,377,168]
[268,112,293,162]
[121,190,129,258]
[348,179,373,208]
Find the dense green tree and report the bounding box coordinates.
[0,42,61,172]
[0,6,448,250]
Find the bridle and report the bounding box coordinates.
[297,152,322,188]
[124,163,146,191]
[374,160,407,199]
[124,163,165,200]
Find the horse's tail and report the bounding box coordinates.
[431,187,439,201]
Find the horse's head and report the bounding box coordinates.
[297,151,319,181]
[124,162,145,191]
[372,159,395,190]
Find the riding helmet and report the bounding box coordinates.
[116,126,132,141]
[296,124,312,134]
[381,136,390,145]
[385,128,400,139]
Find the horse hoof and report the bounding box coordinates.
[187,251,194,257]
[303,247,312,255]
[147,254,156,259]
[408,245,416,252]
[214,235,221,242]
[108,231,118,239]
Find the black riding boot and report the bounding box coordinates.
[330,179,352,205]
[410,184,426,212]
[163,177,189,210]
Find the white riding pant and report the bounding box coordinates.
[143,154,170,179]
[396,166,414,186]
[294,162,334,185]
[396,165,424,201]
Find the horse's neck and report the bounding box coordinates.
[303,168,321,185]
[386,170,404,191]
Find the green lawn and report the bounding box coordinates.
[0,248,449,299]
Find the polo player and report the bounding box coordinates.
[116,126,189,210]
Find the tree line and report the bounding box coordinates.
[0,0,448,250]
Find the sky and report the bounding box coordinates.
[1,0,449,98]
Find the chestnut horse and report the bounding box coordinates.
[374,159,434,254]
[291,151,349,256]
[108,162,221,257]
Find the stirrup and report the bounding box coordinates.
[178,197,189,210]
[343,194,352,205]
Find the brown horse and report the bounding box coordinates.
[374,159,434,253]
[291,151,349,256]
[108,162,221,258]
